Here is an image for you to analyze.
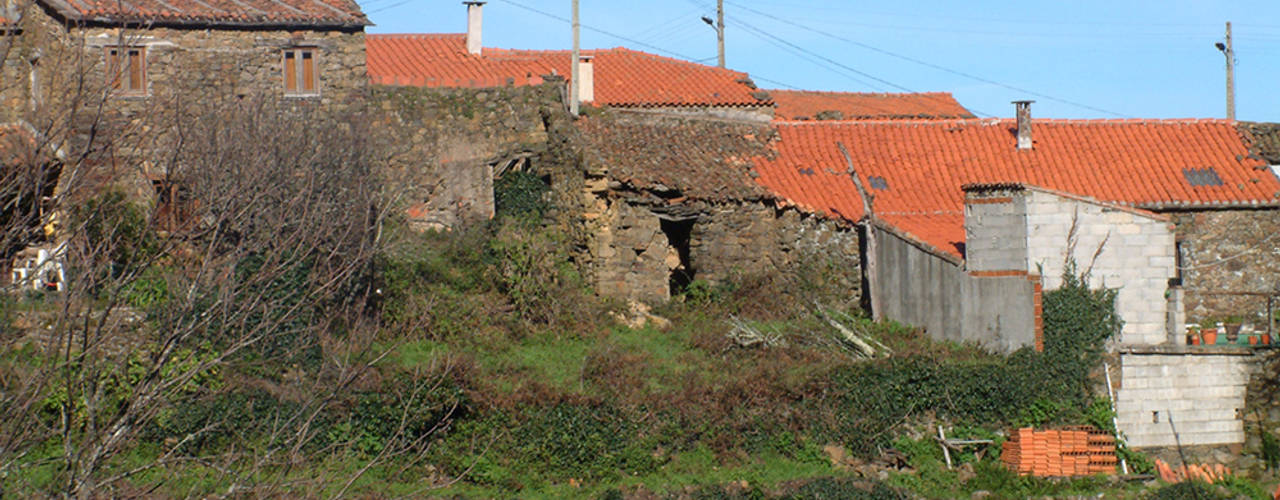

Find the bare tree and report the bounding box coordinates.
[0,20,459,495]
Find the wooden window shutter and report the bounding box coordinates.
[127,48,144,91]
[301,50,315,92]
[284,50,297,91]
[105,47,121,89]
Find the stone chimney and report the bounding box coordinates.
[577,55,594,104]
[1013,100,1034,150]
[464,1,485,56]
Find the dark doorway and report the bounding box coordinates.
[660,217,696,296]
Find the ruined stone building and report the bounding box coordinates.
[750,106,1280,451]
[565,113,860,306]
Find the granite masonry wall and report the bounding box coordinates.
[582,196,861,306]
[369,84,563,230]
[1173,209,1280,328]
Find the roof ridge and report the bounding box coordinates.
[368,33,464,38]
[774,117,1241,127]
[769,89,954,97]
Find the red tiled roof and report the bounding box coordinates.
[574,114,773,201]
[37,0,367,27]
[367,34,769,108]
[753,119,1280,259]
[770,90,975,121]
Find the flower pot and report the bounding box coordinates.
[1225,323,1242,343]
[1202,329,1218,345]
[1264,334,1273,346]
[1249,334,1259,345]
[1189,334,1201,345]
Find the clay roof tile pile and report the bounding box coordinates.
[753,119,1280,259]
[38,0,367,27]
[576,114,773,202]
[770,90,974,121]
[366,34,768,108]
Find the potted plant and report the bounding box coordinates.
[1202,327,1219,346]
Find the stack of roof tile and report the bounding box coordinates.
[1001,426,1116,477]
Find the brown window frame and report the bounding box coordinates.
[283,47,319,96]
[105,46,146,96]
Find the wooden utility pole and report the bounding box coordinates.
[570,0,580,116]
[838,142,880,320]
[716,0,725,68]
[1224,21,1235,120]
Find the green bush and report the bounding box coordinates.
[340,374,468,455]
[787,478,907,500]
[1146,480,1226,500]
[146,389,299,454]
[74,191,161,279]
[494,170,550,221]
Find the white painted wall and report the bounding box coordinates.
[1116,352,1253,448]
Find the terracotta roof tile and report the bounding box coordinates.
[38,0,366,27]
[575,114,773,201]
[754,119,1280,259]
[367,34,769,108]
[770,90,974,121]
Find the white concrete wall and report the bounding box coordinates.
[1117,352,1253,448]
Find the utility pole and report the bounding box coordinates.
[570,0,580,116]
[716,0,725,68]
[1219,21,1235,120]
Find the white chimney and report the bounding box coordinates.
[577,55,594,104]
[464,1,485,56]
[1013,100,1034,150]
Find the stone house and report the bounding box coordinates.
[750,107,1280,450]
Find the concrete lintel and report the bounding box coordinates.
[1119,345,1257,357]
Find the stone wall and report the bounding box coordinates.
[582,195,861,306]
[73,24,366,108]
[369,84,563,229]
[1116,348,1255,448]
[1173,209,1280,327]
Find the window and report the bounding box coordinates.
[105,46,146,95]
[283,48,318,95]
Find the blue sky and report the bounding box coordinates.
[361,0,1280,121]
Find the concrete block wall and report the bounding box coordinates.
[1022,190,1177,346]
[962,186,1177,346]
[964,193,1029,272]
[1116,351,1254,448]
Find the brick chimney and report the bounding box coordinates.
[576,55,594,104]
[1013,100,1034,150]
[464,1,485,56]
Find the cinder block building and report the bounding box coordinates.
[750,104,1280,450]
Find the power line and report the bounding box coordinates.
[732,20,893,92]
[493,0,702,61]
[731,16,993,117]
[726,1,1130,118]
[490,0,799,92]
[732,17,908,92]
